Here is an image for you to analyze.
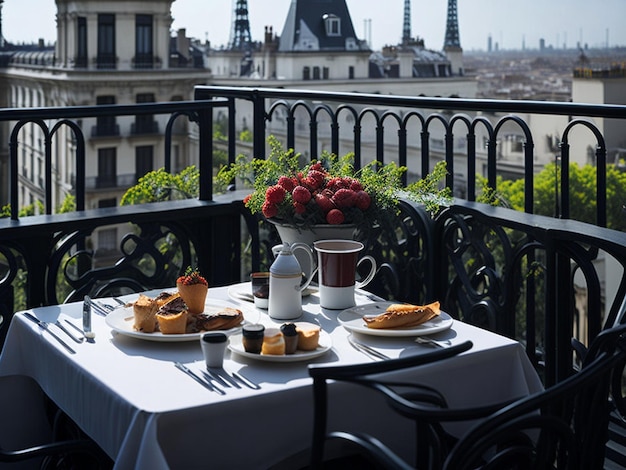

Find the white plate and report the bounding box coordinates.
[105,298,246,342]
[337,302,454,337]
[228,330,332,362]
[227,282,316,304]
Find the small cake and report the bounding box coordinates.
[156,296,188,334]
[132,294,158,332]
[261,328,286,355]
[155,291,176,307]
[296,322,321,351]
[280,323,299,354]
[176,267,208,314]
[156,311,187,334]
[242,324,265,354]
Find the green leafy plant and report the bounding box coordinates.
[120,166,199,205]
[216,135,451,229]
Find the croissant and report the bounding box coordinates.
[364,301,441,329]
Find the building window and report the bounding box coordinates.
[323,67,329,79]
[302,66,310,80]
[349,66,355,79]
[98,198,117,208]
[94,96,118,136]
[135,14,153,68]
[97,228,118,252]
[135,145,153,181]
[323,14,341,37]
[97,14,116,69]
[76,17,87,67]
[97,147,117,188]
[133,93,157,134]
[313,66,321,80]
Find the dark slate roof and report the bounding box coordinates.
[279,0,368,52]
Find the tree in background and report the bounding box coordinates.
[491,162,626,231]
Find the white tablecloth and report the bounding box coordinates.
[0,286,542,469]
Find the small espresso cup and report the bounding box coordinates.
[313,239,377,310]
[200,332,228,368]
[250,272,270,309]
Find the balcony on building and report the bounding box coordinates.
[1,86,625,410]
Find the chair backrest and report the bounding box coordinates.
[443,323,626,470]
[308,340,473,469]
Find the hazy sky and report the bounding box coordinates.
[3,0,625,51]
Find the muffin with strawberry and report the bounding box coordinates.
[176,267,208,314]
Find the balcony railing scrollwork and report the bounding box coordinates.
[1,87,626,394]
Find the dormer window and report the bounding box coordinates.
[323,14,341,37]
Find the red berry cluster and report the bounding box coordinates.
[177,267,208,286]
[260,162,371,225]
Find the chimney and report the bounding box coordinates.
[177,29,190,60]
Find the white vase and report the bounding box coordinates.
[270,221,357,246]
[268,221,358,277]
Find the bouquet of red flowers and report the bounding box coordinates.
[218,136,450,229]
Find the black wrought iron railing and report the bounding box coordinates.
[1,86,626,389]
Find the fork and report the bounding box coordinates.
[414,336,450,348]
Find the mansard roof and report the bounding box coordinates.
[278,0,369,52]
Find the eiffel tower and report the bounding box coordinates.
[443,0,462,51]
[228,0,252,51]
[402,0,411,45]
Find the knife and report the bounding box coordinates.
[23,312,76,354]
[174,362,225,395]
[85,296,109,317]
[230,370,261,390]
[54,320,84,343]
[83,296,96,342]
[347,334,390,361]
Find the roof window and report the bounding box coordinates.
[323,14,341,37]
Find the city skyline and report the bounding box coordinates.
[3,0,626,52]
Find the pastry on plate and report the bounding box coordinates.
[176,267,208,314]
[295,322,321,351]
[280,323,299,354]
[261,328,285,355]
[156,295,188,334]
[364,301,441,329]
[195,307,244,331]
[132,294,159,333]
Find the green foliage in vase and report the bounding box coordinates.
[216,135,451,229]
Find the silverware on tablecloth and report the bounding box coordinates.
[54,320,84,343]
[414,336,450,348]
[230,370,261,390]
[64,319,86,336]
[22,312,76,354]
[84,297,109,317]
[205,368,242,389]
[83,296,96,342]
[175,362,225,395]
[347,335,390,361]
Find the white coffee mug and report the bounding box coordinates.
[313,239,377,310]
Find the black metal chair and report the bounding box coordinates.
[308,341,476,470]
[0,374,112,469]
[308,323,626,470]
